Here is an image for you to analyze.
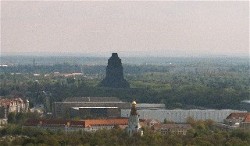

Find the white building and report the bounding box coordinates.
[0,98,29,118]
[121,109,246,123]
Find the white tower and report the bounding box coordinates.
[127,101,143,136]
[25,99,29,112]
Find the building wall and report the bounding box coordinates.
[79,108,92,118]
[24,118,128,132]
[0,98,29,121]
[107,108,120,117]
[160,128,188,135]
[24,125,119,132]
[240,122,250,130]
[74,108,120,118]
[121,109,247,123]
[54,102,130,118]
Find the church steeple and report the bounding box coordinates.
[127,101,143,136]
[130,101,138,115]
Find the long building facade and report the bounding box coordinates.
[24,118,129,132]
[121,109,247,123]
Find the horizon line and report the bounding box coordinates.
[1,51,249,58]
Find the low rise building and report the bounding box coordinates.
[223,112,250,130]
[24,118,128,132]
[240,114,250,130]
[0,97,29,119]
[224,113,249,126]
[141,119,161,128]
[140,118,191,135]
[154,124,192,135]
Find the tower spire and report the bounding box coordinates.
[127,101,143,136]
[130,101,138,115]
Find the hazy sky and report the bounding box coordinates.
[1,1,249,57]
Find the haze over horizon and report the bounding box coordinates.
[1,1,249,57]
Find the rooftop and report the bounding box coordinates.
[226,113,250,120]
[71,107,119,110]
[243,114,250,122]
[136,103,165,109]
[157,124,192,130]
[24,118,129,128]
[85,118,128,127]
[0,97,26,107]
[63,97,122,102]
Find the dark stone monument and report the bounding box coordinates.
[100,53,130,88]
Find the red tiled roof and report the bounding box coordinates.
[84,118,128,127]
[24,118,129,128]
[0,97,25,107]
[243,114,250,122]
[226,113,249,120]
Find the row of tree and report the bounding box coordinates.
[0,119,249,146]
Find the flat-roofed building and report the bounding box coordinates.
[154,123,192,135]
[70,107,121,118]
[136,104,165,110]
[53,97,130,118]
[121,109,247,123]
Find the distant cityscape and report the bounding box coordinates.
[0,51,249,145]
[1,1,249,145]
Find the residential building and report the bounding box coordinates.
[0,97,29,119]
[224,112,249,126]
[140,118,191,135]
[140,119,161,128]
[223,112,250,130]
[154,124,192,135]
[240,114,250,130]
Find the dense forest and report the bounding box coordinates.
[0,56,249,111]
